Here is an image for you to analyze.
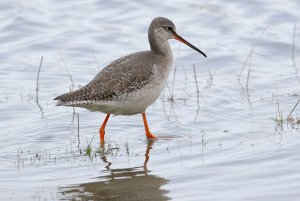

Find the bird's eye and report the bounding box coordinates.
[167,26,172,31]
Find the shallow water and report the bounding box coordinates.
[1,0,300,200]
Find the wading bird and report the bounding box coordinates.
[54,17,207,143]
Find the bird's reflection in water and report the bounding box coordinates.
[59,140,170,201]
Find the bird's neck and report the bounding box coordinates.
[149,34,172,59]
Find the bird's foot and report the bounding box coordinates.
[146,131,158,139]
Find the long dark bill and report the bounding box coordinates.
[172,31,207,58]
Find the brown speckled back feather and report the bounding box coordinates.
[54,51,161,105]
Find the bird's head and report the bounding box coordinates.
[149,17,207,58]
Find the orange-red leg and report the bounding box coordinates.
[99,114,110,144]
[142,112,157,139]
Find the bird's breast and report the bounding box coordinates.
[152,52,173,84]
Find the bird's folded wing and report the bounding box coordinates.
[54,52,155,104]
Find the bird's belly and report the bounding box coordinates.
[78,82,164,115]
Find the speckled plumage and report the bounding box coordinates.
[54,17,206,115]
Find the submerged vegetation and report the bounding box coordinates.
[275,96,300,133]
[16,137,123,170]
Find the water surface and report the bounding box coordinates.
[1,0,300,200]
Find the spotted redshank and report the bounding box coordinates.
[54,17,206,143]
